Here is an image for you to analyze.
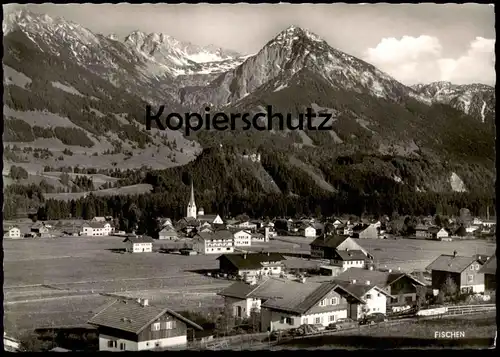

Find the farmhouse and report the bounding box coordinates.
[233,230,252,247]
[328,249,368,274]
[259,279,370,332]
[428,227,449,240]
[415,224,431,239]
[478,254,496,292]
[3,226,21,239]
[334,267,426,308]
[217,252,286,278]
[235,221,258,231]
[300,225,316,238]
[123,236,154,253]
[331,280,394,319]
[217,281,265,319]
[158,226,178,240]
[192,230,234,255]
[426,253,486,294]
[81,222,113,236]
[158,218,173,228]
[88,298,203,351]
[253,230,270,242]
[31,222,51,238]
[310,234,374,260]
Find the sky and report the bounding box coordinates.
[3,3,496,85]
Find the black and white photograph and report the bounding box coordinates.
[2,2,496,351]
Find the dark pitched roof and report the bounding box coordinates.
[123,236,155,243]
[334,267,425,287]
[83,222,110,229]
[310,234,349,248]
[426,254,479,273]
[333,281,394,301]
[217,282,260,299]
[194,230,233,241]
[88,299,202,333]
[217,252,286,270]
[332,250,367,261]
[478,254,496,275]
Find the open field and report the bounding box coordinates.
[273,312,497,349]
[3,236,312,335]
[271,236,496,272]
[3,235,496,336]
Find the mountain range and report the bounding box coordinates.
[2,9,496,197]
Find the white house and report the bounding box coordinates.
[333,280,393,318]
[435,228,449,239]
[193,231,234,255]
[329,249,368,272]
[302,225,316,238]
[233,230,252,247]
[332,220,343,228]
[3,226,21,239]
[238,221,258,231]
[123,236,154,253]
[81,222,113,236]
[257,279,373,332]
[198,214,224,225]
[88,299,203,351]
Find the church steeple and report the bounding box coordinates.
[186,181,197,219]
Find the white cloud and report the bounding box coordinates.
[364,35,495,85]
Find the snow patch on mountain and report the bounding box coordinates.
[3,65,32,89]
[51,81,84,97]
[481,101,487,123]
[450,172,467,192]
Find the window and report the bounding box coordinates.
[467,274,474,283]
[151,322,161,331]
[155,342,160,347]
[315,317,322,324]
[280,316,285,323]
[302,317,308,324]
[366,294,372,299]
[330,297,338,305]
[119,343,126,351]
[107,341,117,348]
[288,318,294,325]
[329,315,335,322]
[377,293,381,297]
[470,265,474,270]
[475,264,480,270]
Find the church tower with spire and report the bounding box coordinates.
[186,181,197,219]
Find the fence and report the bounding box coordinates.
[187,332,269,351]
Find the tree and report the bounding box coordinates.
[19,332,54,352]
[459,208,472,227]
[441,276,458,301]
[415,285,427,309]
[249,307,261,332]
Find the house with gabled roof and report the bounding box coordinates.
[81,221,113,236]
[334,267,426,308]
[357,224,379,239]
[197,214,224,226]
[300,224,316,238]
[88,298,203,351]
[217,252,286,279]
[123,236,154,253]
[310,234,374,261]
[192,230,234,255]
[426,253,486,294]
[3,225,21,239]
[255,278,391,332]
[478,254,496,292]
[415,224,431,239]
[158,226,178,240]
[329,249,368,274]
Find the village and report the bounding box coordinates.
[3,182,497,351]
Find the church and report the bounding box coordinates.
[185,182,224,225]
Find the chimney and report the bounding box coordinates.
[142,299,149,306]
[366,280,371,285]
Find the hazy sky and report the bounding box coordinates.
[4,3,496,85]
